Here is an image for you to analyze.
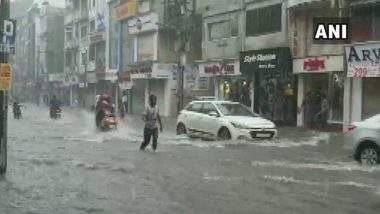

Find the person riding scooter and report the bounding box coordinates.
[50,95,62,118]
[95,94,115,127]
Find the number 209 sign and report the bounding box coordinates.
[345,44,380,78]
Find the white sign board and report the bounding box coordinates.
[345,43,380,77]
[0,19,16,54]
[128,13,158,34]
[198,60,241,78]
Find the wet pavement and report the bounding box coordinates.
[0,104,379,214]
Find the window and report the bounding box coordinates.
[89,44,95,61]
[351,5,380,42]
[209,21,231,40]
[246,4,282,36]
[216,103,256,117]
[81,52,87,65]
[137,33,154,61]
[75,23,79,38]
[186,103,203,112]
[138,0,151,13]
[81,25,87,38]
[90,20,95,33]
[202,103,218,115]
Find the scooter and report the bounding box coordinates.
[50,107,62,119]
[96,110,118,131]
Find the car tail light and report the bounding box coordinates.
[346,124,356,132]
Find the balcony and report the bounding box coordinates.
[65,39,79,49]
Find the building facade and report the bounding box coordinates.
[343,0,380,131]
[288,0,346,129]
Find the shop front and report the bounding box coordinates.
[344,42,380,131]
[293,55,345,128]
[240,47,296,125]
[129,63,175,116]
[198,60,247,104]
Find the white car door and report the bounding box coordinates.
[198,103,221,138]
[184,103,204,136]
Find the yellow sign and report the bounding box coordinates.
[115,0,137,21]
[0,64,12,91]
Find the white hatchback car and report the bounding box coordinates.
[344,114,380,165]
[176,101,277,140]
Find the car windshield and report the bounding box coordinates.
[216,103,257,117]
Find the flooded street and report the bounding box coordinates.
[0,104,379,214]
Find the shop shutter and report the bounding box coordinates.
[362,78,380,120]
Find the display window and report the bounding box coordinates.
[303,72,344,125]
[223,78,251,107]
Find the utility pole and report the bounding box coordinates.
[0,0,10,174]
[162,0,195,113]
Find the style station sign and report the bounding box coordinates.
[345,43,380,77]
[198,61,241,78]
[240,48,291,77]
[293,56,344,74]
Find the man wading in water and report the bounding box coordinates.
[140,95,163,152]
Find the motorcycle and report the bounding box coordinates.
[50,107,62,119]
[96,110,118,131]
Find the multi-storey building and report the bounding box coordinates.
[288,0,346,129]
[343,0,380,131]
[13,4,41,104]
[64,0,108,109]
[37,2,65,104]
[64,0,89,106]
[113,0,203,116]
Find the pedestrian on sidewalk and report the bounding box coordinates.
[140,94,163,152]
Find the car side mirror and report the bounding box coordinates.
[208,111,219,117]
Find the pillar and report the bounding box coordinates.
[343,78,352,132]
[296,74,305,127]
[351,78,362,122]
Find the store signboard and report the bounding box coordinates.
[345,43,380,77]
[128,13,158,34]
[115,0,137,21]
[240,48,291,77]
[199,61,241,78]
[0,19,17,54]
[293,56,344,74]
[0,64,12,91]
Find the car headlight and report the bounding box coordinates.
[231,122,250,129]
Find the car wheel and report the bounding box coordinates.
[218,127,231,141]
[176,123,187,135]
[358,143,379,165]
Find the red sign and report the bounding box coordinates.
[90,33,104,43]
[304,58,325,71]
[204,64,235,75]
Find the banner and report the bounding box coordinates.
[345,43,380,77]
[0,64,12,91]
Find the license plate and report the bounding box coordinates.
[109,125,115,129]
[256,133,271,138]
